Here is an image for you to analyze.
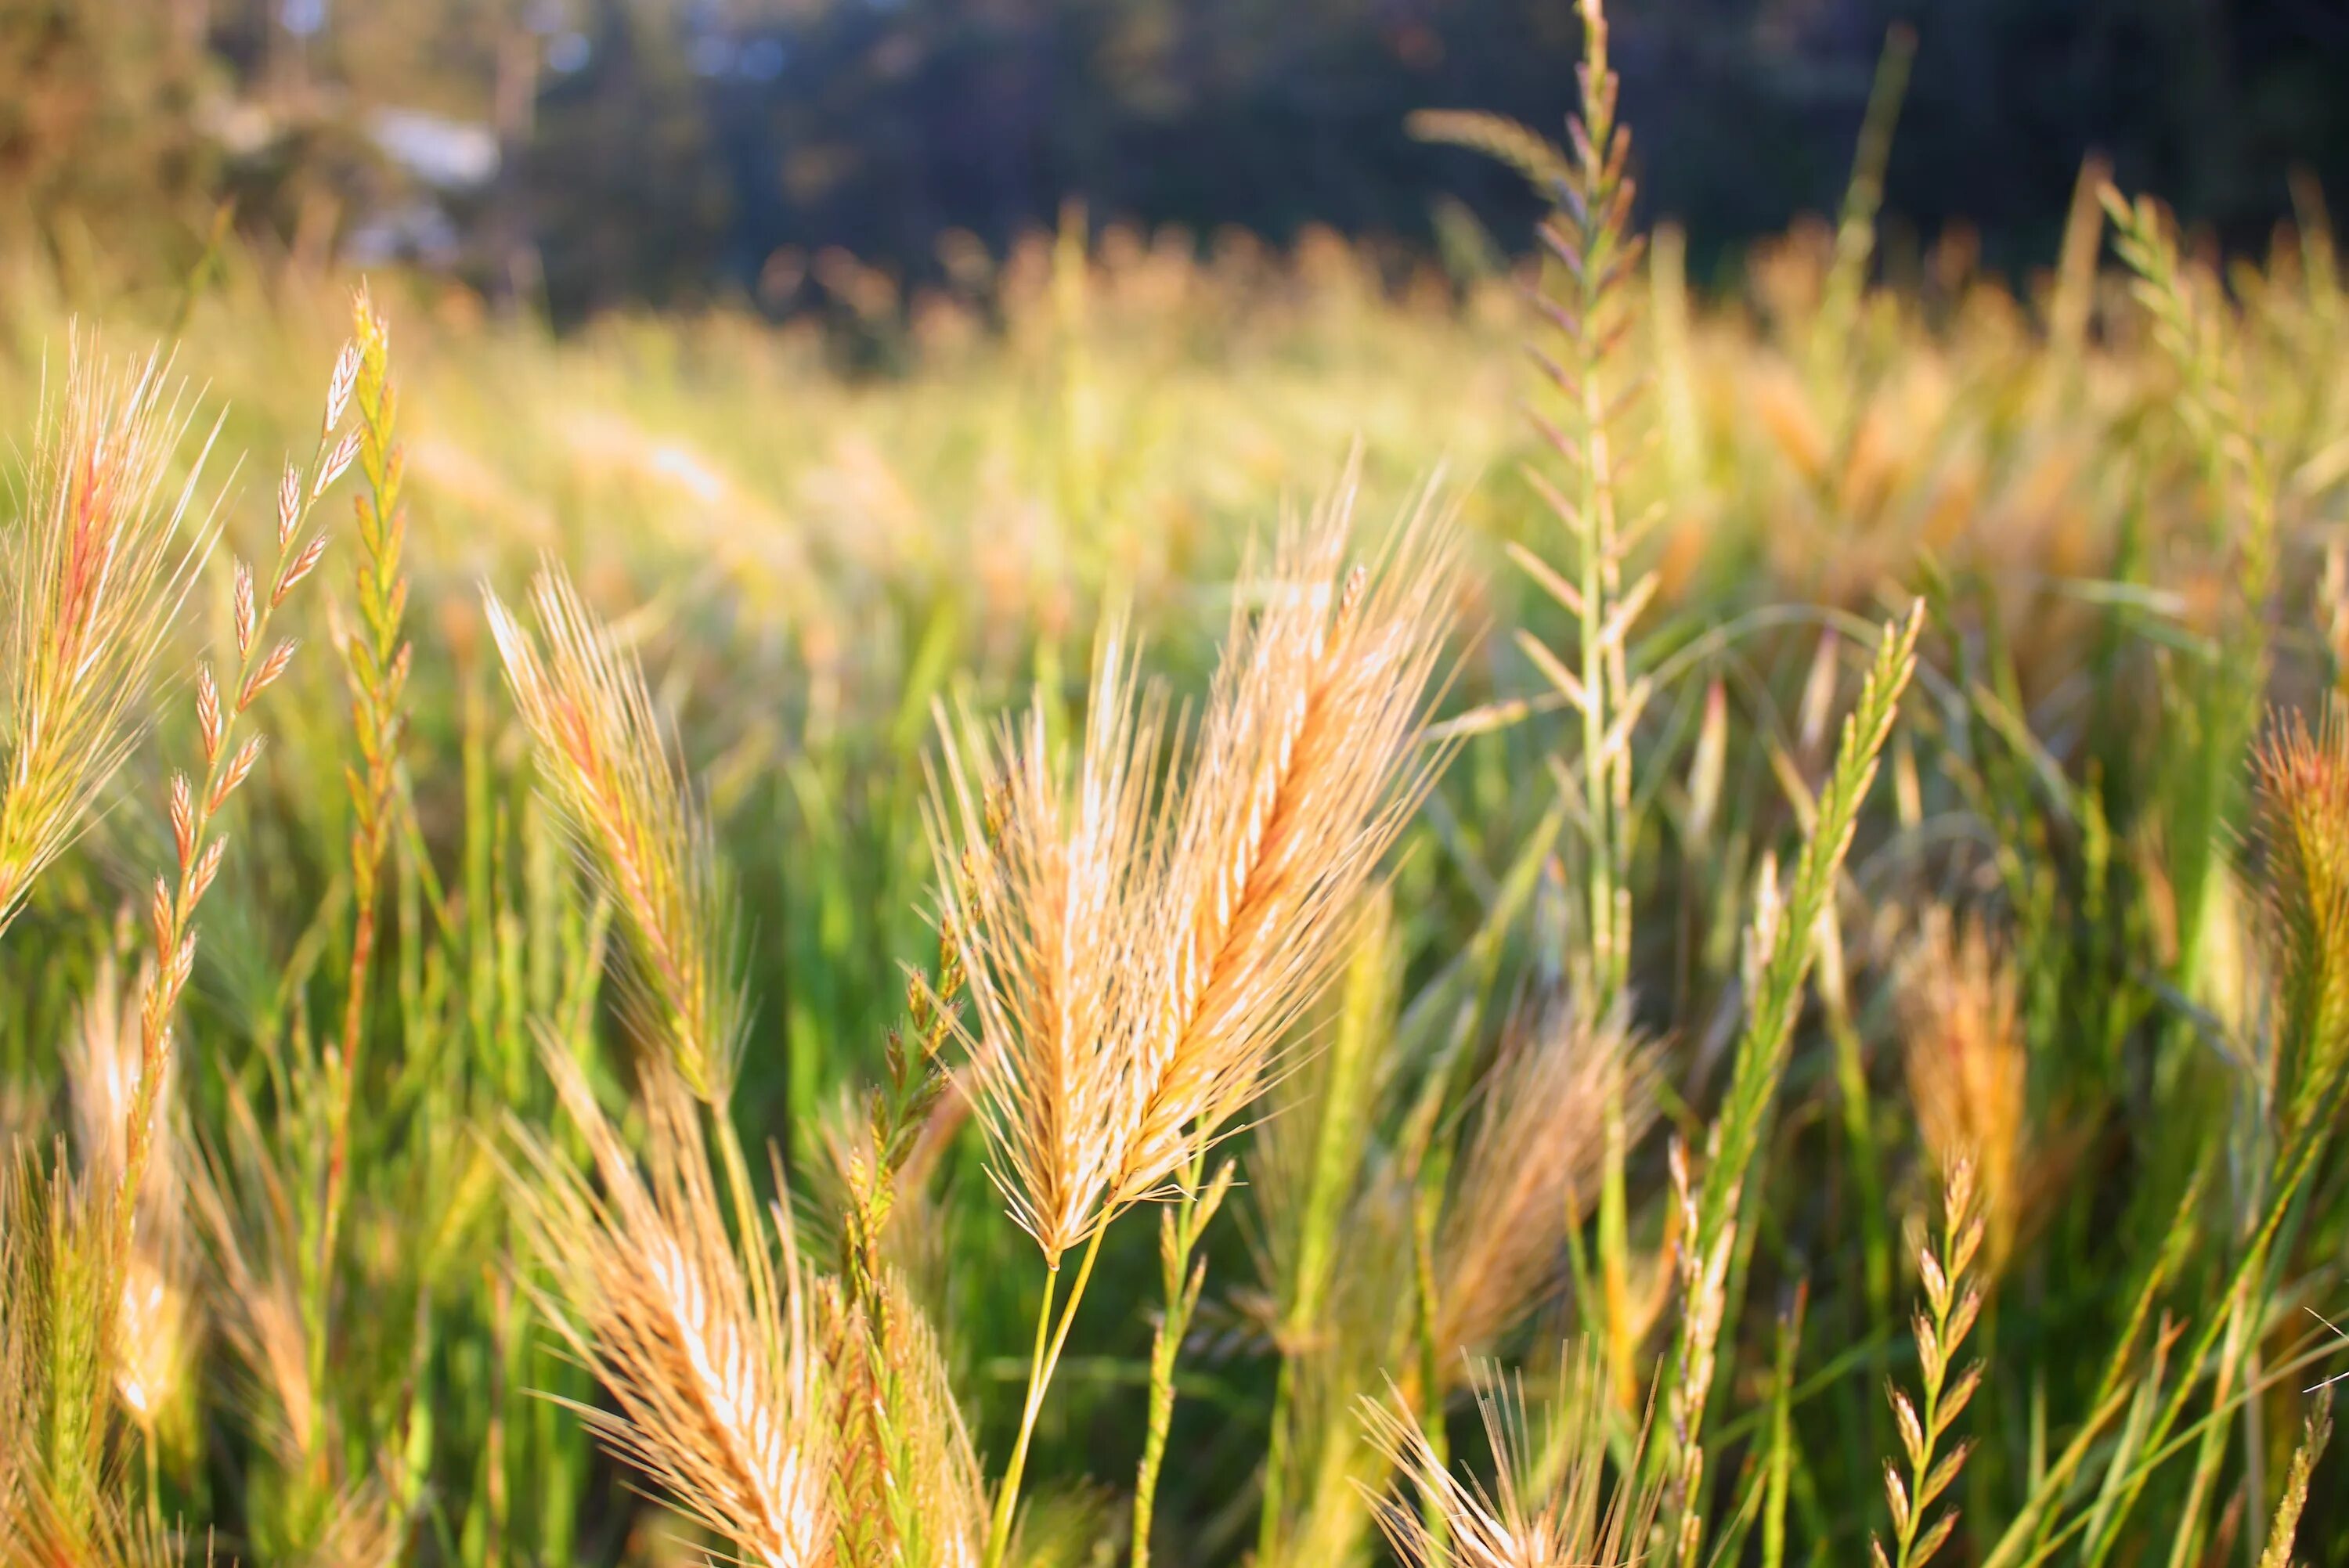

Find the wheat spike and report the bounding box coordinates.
[1361,1344,1662,1568]
[511,1048,833,1568]
[939,475,1461,1263]
[1109,477,1461,1210]
[932,620,1169,1263]
[1436,1002,1658,1360]
[487,567,745,1103]
[0,337,217,937]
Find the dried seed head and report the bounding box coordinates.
[938,479,1464,1263]
[274,532,329,606]
[325,340,362,433]
[486,569,745,1101]
[1361,1345,1663,1568]
[316,428,363,498]
[233,563,254,658]
[196,664,222,765]
[512,1051,833,1566]
[1436,1000,1658,1358]
[1898,909,2030,1274]
[0,337,215,935]
[276,461,301,548]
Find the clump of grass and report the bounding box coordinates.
[1,321,360,1562]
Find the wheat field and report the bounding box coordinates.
[3,8,2349,1566]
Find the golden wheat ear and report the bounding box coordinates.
[507,1042,835,1568]
[1360,1343,1662,1568]
[1106,470,1466,1213]
[928,613,1171,1264]
[0,337,221,939]
[485,566,747,1105]
[1435,1000,1659,1361]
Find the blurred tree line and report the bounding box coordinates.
[5,0,2344,321]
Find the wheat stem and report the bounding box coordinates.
[985,1223,1104,1568]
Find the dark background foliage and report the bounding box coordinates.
[9,0,2347,319]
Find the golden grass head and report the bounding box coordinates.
[1110,481,1461,1209]
[63,954,193,1430]
[940,476,1463,1263]
[486,568,745,1103]
[511,1048,832,1568]
[2253,703,2349,1129]
[1360,1343,1662,1568]
[932,620,1167,1263]
[0,337,216,935]
[1437,1000,1658,1361]
[1896,907,2030,1274]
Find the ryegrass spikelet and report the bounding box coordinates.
[1361,1344,1663,1568]
[1871,1161,1984,1568]
[486,568,745,1103]
[0,339,216,937]
[512,1050,832,1568]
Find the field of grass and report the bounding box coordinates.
[5,14,2349,1566]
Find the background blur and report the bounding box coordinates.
[13,0,2347,323]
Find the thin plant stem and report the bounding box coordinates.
[985,1224,1106,1568]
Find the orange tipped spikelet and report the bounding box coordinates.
[940,480,1463,1262]
[512,1053,833,1568]
[486,568,745,1101]
[0,340,215,935]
